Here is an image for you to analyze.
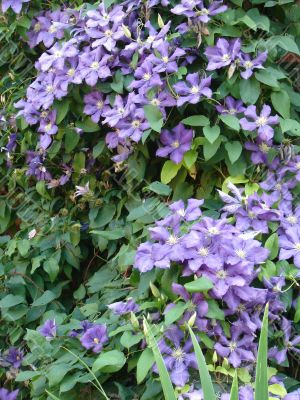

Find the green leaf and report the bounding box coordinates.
[92,350,126,373]
[55,100,70,124]
[239,78,260,104]
[76,118,99,133]
[184,277,214,293]
[203,137,222,160]
[16,371,41,382]
[225,141,243,164]
[203,125,220,144]
[220,115,240,132]
[280,118,300,136]
[120,331,142,348]
[255,70,279,88]
[188,326,216,400]
[143,319,176,400]
[93,140,105,158]
[268,384,287,397]
[65,129,80,153]
[137,348,154,384]
[0,295,25,308]
[48,364,72,387]
[183,150,198,169]
[90,229,125,240]
[164,302,188,326]
[161,160,181,184]
[43,258,60,282]
[17,239,30,257]
[144,105,164,133]
[73,152,86,173]
[147,181,172,196]
[265,233,278,260]
[230,370,239,400]
[32,290,57,307]
[255,304,269,400]
[127,198,160,221]
[271,91,290,118]
[89,204,116,228]
[45,390,61,400]
[181,115,210,127]
[277,35,300,56]
[206,300,225,320]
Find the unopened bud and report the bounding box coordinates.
[122,24,132,39]
[143,318,149,336]
[212,351,218,364]
[158,14,164,29]
[222,357,229,369]
[149,281,161,298]
[188,312,197,327]
[227,63,236,79]
[130,312,139,330]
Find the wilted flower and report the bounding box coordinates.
[74,182,90,198]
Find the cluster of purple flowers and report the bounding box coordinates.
[11,0,271,185]
[134,157,300,384]
[1,0,29,13]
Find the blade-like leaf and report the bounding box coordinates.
[187,326,216,400]
[255,303,269,400]
[143,319,176,400]
[45,390,61,400]
[230,370,239,400]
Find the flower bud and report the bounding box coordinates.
[149,281,161,298]
[158,14,164,29]
[122,24,132,39]
[130,312,140,330]
[212,351,218,364]
[188,312,197,327]
[228,63,236,79]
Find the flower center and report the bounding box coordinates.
[222,54,231,62]
[172,347,185,361]
[208,227,219,235]
[244,61,253,69]
[49,24,57,33]
[93,338,100,344]
[46,85,54,93]
[296,162,300,170]
[91,61,100,70]
[34,22,41,32]
[172,140,180,148]
[118,107,125,115]
[41,111,48,118]
[237,304,246,312]
[286,215,297,224]
[177,208,186,217]
[143,73,152,81]
[146,35,155,44]
[197,8,209,15]
[228,108,236,115]
[275,183,282,190]
[45,123,52,132]
[190,86,199,94]
[151,98,160,106]
[235,249,246,259]
[229,341,237,352]
[131,119,141,128]
[162,56,169,63]
[105,29,113,37]
[198,247,209,257]
[54,50,63,58]
[259,143,270,153]
[294,243,300,251]
[67,68,75,77]
[96,100,104,109]
[216,270,228,279]
[167,234,179,245]
[256,116,268,127]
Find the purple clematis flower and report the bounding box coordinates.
[150,42,185,74]
[156,123,193,164]
[83,92,109,123]
[240,51,268,79]
[155,325,197,387]
[205,38,241,71]
[79,48,111,86]
[216,96,245,115]
[269,317,300,364]
[38,320,57,340]
[240,104,279,141]
[215,326,255,367]
[5,347,23,369]
[245,139,279,168]
[108,298,140,315]
[130,59,163,93]
[80,324,108,353]
[173,73,212,106]
[2,0,29,13]
[37,40,78,72]
[222,237,269,268]
[171,0,227,23]
[279,227,300,268]
[117,106,150,142]
[0,388,19,400]
[86,20,125,51]
[69,320,94,338]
